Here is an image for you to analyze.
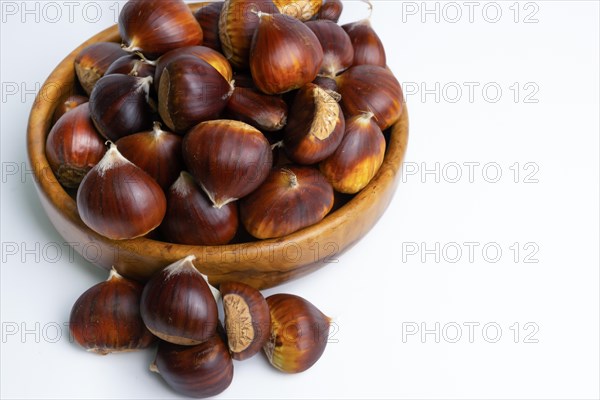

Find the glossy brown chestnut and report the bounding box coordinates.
[140,256,219,345]
[343,19,387,67]
[250,12,323,94]
[89,74,153,141]
[225,87,288,131]
[183,120,272,208]
[272,0,321,21]
[153,46,233,91]
[283,84,345,165]
[220,281,270,360]
[161,172,239,246]
[320,112,386,194]
[158,56,234,133]
[151,335,233,398]
[240,166,334,239]
[336,65,403,130]
[316,0,343,22]
[69,268,156,354]
[305,20,354,78]
[219,0,279,69]
[115,122,183,191]
[46,103,106,188]
[194,2,224,51]
[74,42,128,95]
[119,0,203,57]
[264,293,331,373]
[76,143,166,240]
[51,94,88,125]
[105,54,156,78]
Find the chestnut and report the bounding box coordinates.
[74,42,128,95]
[69,268,156,354]
[225,87,288,132]
[316,0,343,22]
[158,56,234,133]
[140,256,219,345]
[283,83,345,165]
[305,20,354,78]
[320,112,386,194]
[336,65,403,130]
[219,0,279,70]
[194,1,225,51]
[220,281,270,360]
[182,120,273,208]
[46,103,105,188]
[119,0,203,57]
[272,0,322,21]
[115,122,184,191]
[105,54,156,78]
[151,335,233,398]
[240,166,334,239]
[264,293,331,373]
[76,142,167,240]
[161,172,239,246]
[89,74,154,141]
[312,76,338,92]
[343,18,387,67]
[51,94,88,125]
[153,46,233,92]
[250,12,323,94]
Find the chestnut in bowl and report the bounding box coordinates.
[26,2,409,289]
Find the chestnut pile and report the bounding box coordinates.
[46,0,404,244]
[70,256,331,397]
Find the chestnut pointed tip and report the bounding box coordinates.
[149,362,160,374]
[107,267,124,281]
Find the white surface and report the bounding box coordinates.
[1,1,599,399]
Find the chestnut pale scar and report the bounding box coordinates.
[223,293,255,352]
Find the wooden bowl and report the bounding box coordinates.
[26,6,409,289]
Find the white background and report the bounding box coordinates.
[1,1,599,399]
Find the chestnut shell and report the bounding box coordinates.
[182,120,273,208]
[46,103,105,188]
[153,336,233,398]
[240,166,334,239]
[69,269,156,354]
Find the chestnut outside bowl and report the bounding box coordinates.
[26,4,409,289]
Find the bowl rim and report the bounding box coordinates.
[26,4,409,285]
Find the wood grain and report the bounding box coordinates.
[26,4,409,289]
